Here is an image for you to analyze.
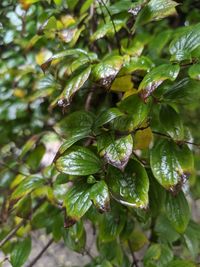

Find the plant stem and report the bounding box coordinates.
[27,238,54,267]
[128,240,139,267]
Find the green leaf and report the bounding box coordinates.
[54,110,94,147]
[94,108,124,128]
[10,237,31,267]
[20,135,40,159]
[120,56,154,75]
[169,23,200,61]
[56,66,91,104]
[107,160,149,208]
[128,230,149,251]
[90,20,124,42]
[56,146,102,175]
[11,175,45,200]
[150,140,194,191]
[168,260,196,267]
[92,56,123,85]
[80,0,94,14]
[135,0,178,26]
[99,210,125,242]
[165,191,190,233]
[63,220,86,252]
[163,78,200,104]
[64,182,92,222]
[90,180,110,213]
[118,94,150,127]
[188,64,200,80]
[159,105,184,140]
[184,220,200,258]
[139,64,180,100]
[98,133,133,170]
[26,144,45,171]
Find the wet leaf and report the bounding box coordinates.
[165,191,190,233]
[159,105,184,140]
[90,180,110,213]
[98,133,133,170]
[107,160,149,208]
[139,64,180,100]
[150,140,194,191]
[169,23,200,61]
[94,108,124,128]
[56,146,102,175]
[188,64,200,80]
[10,237,31,267]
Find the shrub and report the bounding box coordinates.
[0,0,200,266]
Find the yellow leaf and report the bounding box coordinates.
[111,75,133,92]
[60,15,76,28]
[134,127,153,150]
[122,88,138,99]
[13,88,25,98]
[11,174,26,189]
[19,0,39,10]
[35,49,52,66]
[129,230,149,251]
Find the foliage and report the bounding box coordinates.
[0,0,200,266]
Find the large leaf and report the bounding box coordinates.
[94,108,124,128]
[150,140,194,191]
[10,237,31,267]
[169,23,200,61]
[165,191,190,233]
[98,133,133,170]
[159,105,184,140]
[107,160,149,208]
[56,146,102,176]
[139,64,180,100]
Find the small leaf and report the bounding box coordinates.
[111,75,133,92]
[10,237,31,267]
[56,146,102,175]
[168,260,196,267]
[159,105,184,140]
[150,140,194,191]
[94,108,124,128]
[165,191,190,233]
[107,160,149,208]
[99,134,133,170]
[139,64,180,100]
[134,126,153,150]
[90,180,110,213]
[188,64,200,80]
[128,230,149,251]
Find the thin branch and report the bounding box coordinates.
[26,238,54,267]
[97,0,122,55]
[152,131,200,148]
[128,240,139,267]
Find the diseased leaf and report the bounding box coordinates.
[150,140,194,191]
[56,146,102,175]
[10,237,31,267]
[165,191,190,233]
[139,64,180,100]
[98,133,133,170]
[56,66,91,105]
[90,180,110,213]
[107,160,149,208]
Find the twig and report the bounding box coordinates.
[152,131,200,148]
[26,238,54,267]
[128,240,139,267]
[85,91,94,111]
[97,0,122,55]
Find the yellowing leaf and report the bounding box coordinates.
[129,230,149,251]
[111,75,133,92]
[13,89,25,98]
[134,127,153,150]
[35,49,53,66]
[122,88,139,99]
